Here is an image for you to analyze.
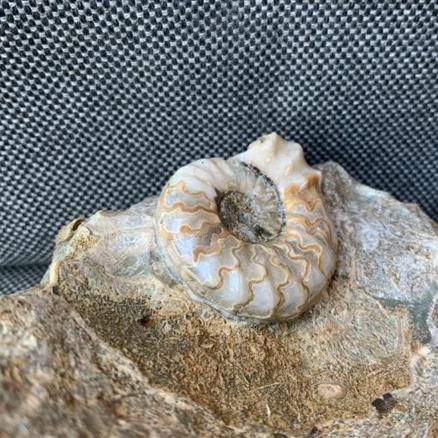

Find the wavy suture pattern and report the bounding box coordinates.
[156,134,337,322]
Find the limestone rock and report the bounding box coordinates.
[1,162,437,437]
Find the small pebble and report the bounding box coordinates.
[317,383,347,401]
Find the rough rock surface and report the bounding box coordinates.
[1,162,437,437]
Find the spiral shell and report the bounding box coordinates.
[156,133,337,322]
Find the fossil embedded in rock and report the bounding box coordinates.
[155,133,338,322]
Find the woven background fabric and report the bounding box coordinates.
[1,0,437,294]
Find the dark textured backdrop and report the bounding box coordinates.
[1,0,437,293]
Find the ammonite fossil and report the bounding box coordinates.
[155,133,337,322]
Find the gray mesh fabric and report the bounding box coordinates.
[1,1,437,293]
[0,265,48,295]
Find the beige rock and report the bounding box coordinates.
[0,162,437,437]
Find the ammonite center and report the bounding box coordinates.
[216,162,285,244]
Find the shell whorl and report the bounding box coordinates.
[156,133,337,322]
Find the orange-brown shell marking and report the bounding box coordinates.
[155,133,337,322]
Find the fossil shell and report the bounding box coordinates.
[156,133,337,322]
